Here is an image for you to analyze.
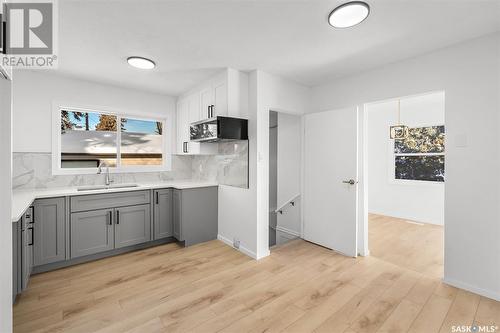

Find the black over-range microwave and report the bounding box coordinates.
[190,116,248,142]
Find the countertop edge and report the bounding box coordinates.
[12,182,219,222]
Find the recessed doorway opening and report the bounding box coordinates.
[364,91,445,278]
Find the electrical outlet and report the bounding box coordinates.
[233,238,240,249]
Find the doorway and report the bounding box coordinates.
[268,111,302,248]
[364,91,445,278]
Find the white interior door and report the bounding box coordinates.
[303,106,358,257]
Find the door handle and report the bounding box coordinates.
[342,179,358,185]
[116,210,120,224]
[28,226,34,246]
[156,192,159,205]
[108,211,113,225]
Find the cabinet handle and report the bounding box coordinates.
[116,210,120,224]
[183,142,188,153]
[156,192,159,205]
[108,211,113,225]
[28,227,34,246]
[208,105,211,119]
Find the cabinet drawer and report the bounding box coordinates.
[71,190,150,212]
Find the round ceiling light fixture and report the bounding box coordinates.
[328,1,370,28]
[127,56,156,70]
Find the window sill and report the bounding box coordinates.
[389,179,444,187]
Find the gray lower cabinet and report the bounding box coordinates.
[153,189,173,240]
[21,217,33,290]
[115,204,151,248]
[71,209,114,258]
[173,187,218,246]
[173,189,182,241]
[71,191,150,213]
[34,197,66,266]
[12,221,21,303]
[13,210,34,303]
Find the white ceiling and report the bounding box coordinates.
[57,0,500,96]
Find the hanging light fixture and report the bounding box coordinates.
[390,99,408,140]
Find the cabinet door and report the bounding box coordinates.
[187,94,202,154]
[173,190,183,241]
[178,187,218,247]
[71,209,114,258]
[115,204,151,248]
[153,189,173,240]
[34,197,66,266]
[12,221,20,302]
[176,99,189,154]
[22,224,32,290]
[188,93,201,124]
[200,87,213,120]
[213,80,228,117]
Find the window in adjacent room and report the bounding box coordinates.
[394,125,445,182]
[58,108,166,172]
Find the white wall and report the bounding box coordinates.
[12,71,177,153]
[0,73,13,332]
[217,72,258,258]
[311,33,500,300]
[366,92,445,225]
[217,70,310,259]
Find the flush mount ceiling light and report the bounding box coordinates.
[127,56,156,70]
[328,1,370,28]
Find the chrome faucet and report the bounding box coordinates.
[97,161,113,186]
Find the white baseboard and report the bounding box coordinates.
[217,234,259,260]
[275,226,300,237]
[369,211,443,226]
[358,250,370,257]
[443,277,500,301]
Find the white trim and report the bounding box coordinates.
[443,277,500,302]
[51,101,172,175]
[368,210,442,226]
[217,234,264,260]
[275,226,300,238]
[388,134,445,186]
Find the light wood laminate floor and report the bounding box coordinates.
[14,220,500,332]
[368,213,444,279]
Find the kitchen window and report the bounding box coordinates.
[393,125,445,182]
[54,107,168,174]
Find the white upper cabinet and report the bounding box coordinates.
[176,99,189,154]
[198,73,228,119]
[200,87,214,120]
[188,93,201,124]
[213,79,228,117]
[174,68,248,155]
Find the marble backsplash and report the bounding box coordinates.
[192,141,249,188]
[13,141,249,190]
[12,152,193,190]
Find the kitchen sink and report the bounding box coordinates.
[77,184,139,191]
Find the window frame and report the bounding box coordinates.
[52,102,172,175]
[389,124,445,185]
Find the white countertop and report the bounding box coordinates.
[11,180,218,222]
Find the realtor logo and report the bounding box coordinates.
[1,0,57,68]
